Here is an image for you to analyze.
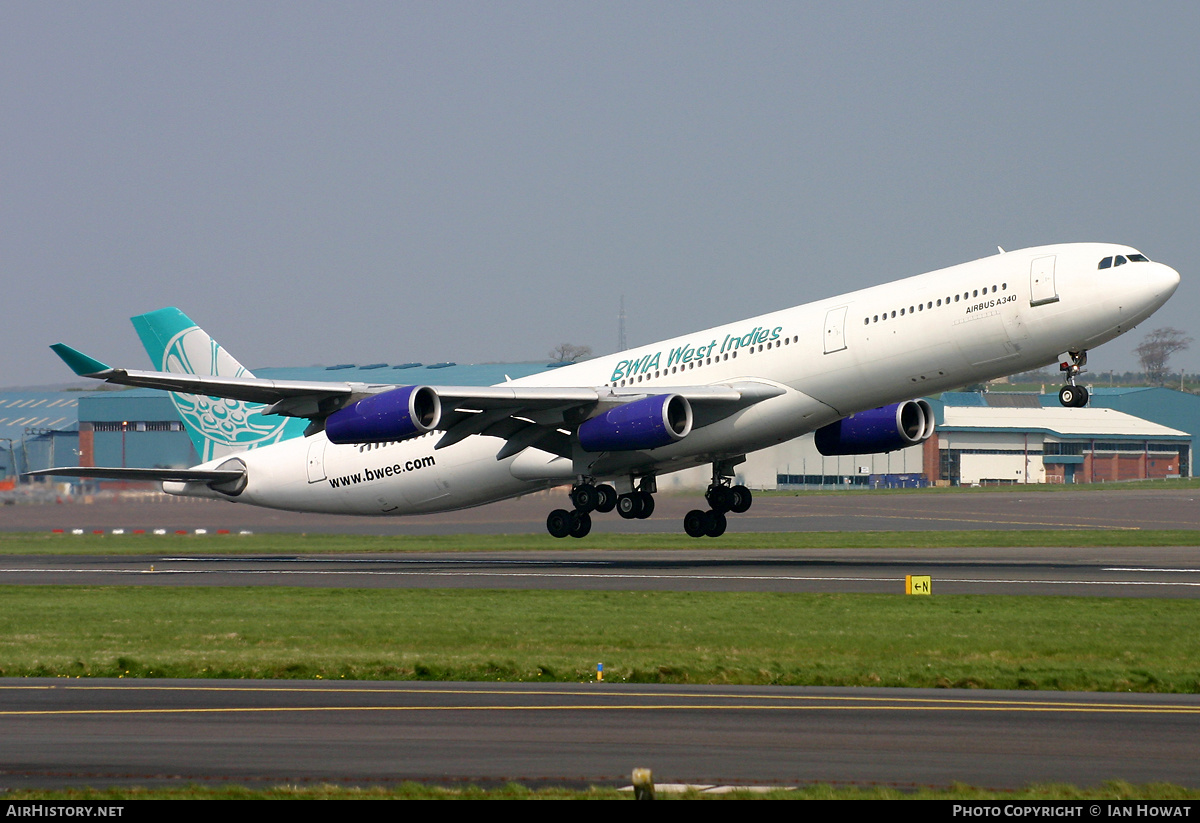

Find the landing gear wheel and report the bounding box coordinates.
[729,485,752,514]
[1058,350,1090,407]
[569,511,592,539]
[1059,385,1088,408]
[635,491,655,519]
[684,509,708,538]
[706,486,733,513]
[570,483,598,513]
[616,493,642,519]
[547,509,573,538]
[594,484,617,514]
[703,510,727,537]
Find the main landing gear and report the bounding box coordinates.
[545,464,754,539]
[546,479,641,539]
[1058,350,1089,408]
[684,473,753,539]
[616,489,655,520]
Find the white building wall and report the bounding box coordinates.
[654,432,927,491]
[656,402,1185,491]
[940,431,1028,451]
[958,452,1045,485]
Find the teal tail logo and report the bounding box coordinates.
[131,308,307,462]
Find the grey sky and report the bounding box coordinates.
[3,2,1198,387]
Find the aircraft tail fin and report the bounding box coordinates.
[130,308,307,462]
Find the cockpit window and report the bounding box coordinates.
[1100,252,1151,269]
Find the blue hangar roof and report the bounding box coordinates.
[252,361,558,384]
[0,391,80,441]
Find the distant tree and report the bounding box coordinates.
[957,382,989,393]
[1010,369,1054,383]
[549,343,592,364]
[1135,327,1192,385]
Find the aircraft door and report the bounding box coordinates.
[823,306,849,354]
[1030,255,1059,306]
[306,438,326,483]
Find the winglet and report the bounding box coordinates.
[50,343,112,376]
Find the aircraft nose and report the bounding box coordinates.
[1127,261,1181,318]
[1156,262,1182,296]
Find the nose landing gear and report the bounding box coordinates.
[1058,350,1089,408]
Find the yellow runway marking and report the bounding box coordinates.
[3,683,1195,707]
[5,684,1200,717]
[7,703,1200,718]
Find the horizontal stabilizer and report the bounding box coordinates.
[50,343,112,376]
[24,466,245,484]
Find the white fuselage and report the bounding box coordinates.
[169,243,1180,515]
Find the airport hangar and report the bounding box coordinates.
[0,362,1193,493]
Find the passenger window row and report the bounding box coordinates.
[863,283,1008,325]
[609,334,803,387]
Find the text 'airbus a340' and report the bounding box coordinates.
[31,243,1180,538]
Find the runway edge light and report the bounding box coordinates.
[632,768,654,800]
[906,575,931,595]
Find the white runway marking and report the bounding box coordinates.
[1105,567,1200,574]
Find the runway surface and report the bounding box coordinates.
[5,486,1199,535]
[3,680,1199,790]
[4,546,1200,597]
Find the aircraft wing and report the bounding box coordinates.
[430,382,783,458]
[53,342,610,414]
[53,343,779,414]
[50,342,785,458]
[51,343,360,409]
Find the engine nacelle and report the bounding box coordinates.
[814,399,935,456]
[324,385,441,445]
[578,394,693,452]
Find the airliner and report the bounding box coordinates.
[32,243,1180,538]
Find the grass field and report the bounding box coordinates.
[3,585,1198,691]
[3,528,1199,689]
